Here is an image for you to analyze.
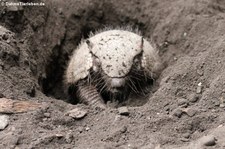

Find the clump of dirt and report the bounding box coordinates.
[1,0,225,148]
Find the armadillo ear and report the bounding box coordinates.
[86,40,94,49]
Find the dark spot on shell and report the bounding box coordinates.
[109,57,112,60]
[122,62,127,67]
[103,56,106,59]
[106,65,112,68]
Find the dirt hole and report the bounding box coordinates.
[37,2,159,106]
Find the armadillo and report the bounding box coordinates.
[65,29,161,109]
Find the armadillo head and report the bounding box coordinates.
[86,30,146,102]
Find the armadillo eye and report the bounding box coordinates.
[133,58,141,69]
[134,58,139,64]
[94,57,100,66]
[133,51,143,69]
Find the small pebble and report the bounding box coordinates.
[85,127,90,131]
[42,118,48,121]
[180,138,189,142]
[44,112,51,118]
[219,103,225,108]
[55,134,63,138]
[0,115,9,130]
[196,83,202,94]
[172,108,183,118]
[196,86,202,94]
[183,108,197,117]
[65,107,87,119]
[188,93,199,103]
[65,133,73,143]
[58,8,63,14]
[118,106,129,116]
[120,126,127,133]
[200,135,216,146]
[213,100,220,107]
[177,98,188,107]
[183,132,191,139]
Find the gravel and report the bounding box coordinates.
[0,115,9,130]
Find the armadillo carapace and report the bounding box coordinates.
[65,29,161,108]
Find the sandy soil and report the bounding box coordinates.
[1,0,225,148]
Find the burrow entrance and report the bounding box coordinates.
[36,1,160,106]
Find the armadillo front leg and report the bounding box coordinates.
[76,84,106,109]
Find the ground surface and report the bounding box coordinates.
[1,0,225,148]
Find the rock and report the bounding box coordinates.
[196,82,203,94]
[118,106,129,116]
[85,127,90,131]
[219,103,225,108]
[43,112,50,118]
[154,144,162,149]
[120,126,127,133]
[65,132,74,143]
[55,134,64,138]
[42,118,48,121]
[180,138,189,142]
[199,135,216,146]
[0,98,42,114]
[213,99,220,107]
[172,108,183,118]
[65,107,87,119]
[182,108,197,117]
[177,98,188,107]
[196,86,202,94]
[0,115,9,130]
[183,132,191,139]
[188,93,199,103]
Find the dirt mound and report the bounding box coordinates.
[1,0,225,148]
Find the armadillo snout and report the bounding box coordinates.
[111,78,125,88]
[109,78,126,93]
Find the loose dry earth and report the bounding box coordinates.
[1,0,225,148]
